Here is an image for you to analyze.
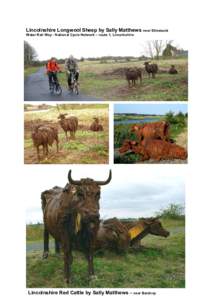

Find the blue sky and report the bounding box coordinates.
[115,104,188,115]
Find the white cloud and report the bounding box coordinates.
[25,166,185,223]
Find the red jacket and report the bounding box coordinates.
[46,60,60,72]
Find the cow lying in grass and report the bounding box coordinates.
[90,117,104,131]
[119,139,187,161]
[122,218,170,249]
[49,217,169,254]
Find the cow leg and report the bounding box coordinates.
[36,146,40,160]
[42,226,49,259]
[62,234,73,284]
[85,249,96,280]
[62,224,73,283]
[55,239,60,254]
[46,145,49,156]
[65,131,68,141]
[55,138,59,152]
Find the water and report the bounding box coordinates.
[114,116,161,125]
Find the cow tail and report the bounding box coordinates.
[41,191,48,212]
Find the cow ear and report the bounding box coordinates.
[63,183,70,192]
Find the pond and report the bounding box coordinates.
[114,116,162,125]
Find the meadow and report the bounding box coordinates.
[26,215,185,288]
[24,104,109,164]
[57,58,188,101]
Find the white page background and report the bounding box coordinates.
[1,0,212,299]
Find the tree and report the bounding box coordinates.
[143,40,174,60]
[162,42,177,58]
[24,41,37,66]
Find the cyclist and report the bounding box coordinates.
[64,55,79,89]
[46,57,60,90]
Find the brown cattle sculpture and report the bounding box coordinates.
[95,218,130,252]
[58,113,78,140]
[31,124,59,161]
[41,170,112,283]
[144,62,158,78]
[131,121,170,142]
[93,217,169,252]
[90,117,104,131]
[122,218,170,248]
[169,65,178,74]
[125,67,142,87]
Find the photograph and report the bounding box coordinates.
[24,103,109,164]
[26,167,185,288]
[24,39,188,101]
[114,103,188,164]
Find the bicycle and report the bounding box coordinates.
[49,72,62,96]
[68,70,79,95]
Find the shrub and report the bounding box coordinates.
[114,152,140,164]
[156,204,185,219]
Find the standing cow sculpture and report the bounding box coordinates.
[144,62,158,78]
[58,113,78,140]
[41,169,112,283]
[31,124,59,161]
[125,67,142,87]
[131,121,171,142]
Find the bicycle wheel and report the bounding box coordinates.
[74,82,79,95]
[55,84,62,95]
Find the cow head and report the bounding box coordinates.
[144,61,151,66]
[131,124,141,133]
[141,218,170,237]
[58,113,68,120]
[66,170,112,228]
[119,140,137,153]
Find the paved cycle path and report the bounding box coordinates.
[24,68,102,101]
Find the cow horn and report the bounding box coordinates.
[68,170,81,185]
[95,170,112,185]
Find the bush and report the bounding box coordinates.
[114,152,140,164]
[156,204,184,219]
[114,124,138,148]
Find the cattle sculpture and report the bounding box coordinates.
[90,117,104,132]
[144,62,158,78]
[119,139,187,161]
[131,121,171,142]
[31,124,59,160]
[58,113,78,140]
[169,65,178,74]
[125,67,142,87]
[41,169,112,283]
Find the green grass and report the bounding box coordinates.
[26,218,185,288]
[57,58,188,101]
[24,66,39,78]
